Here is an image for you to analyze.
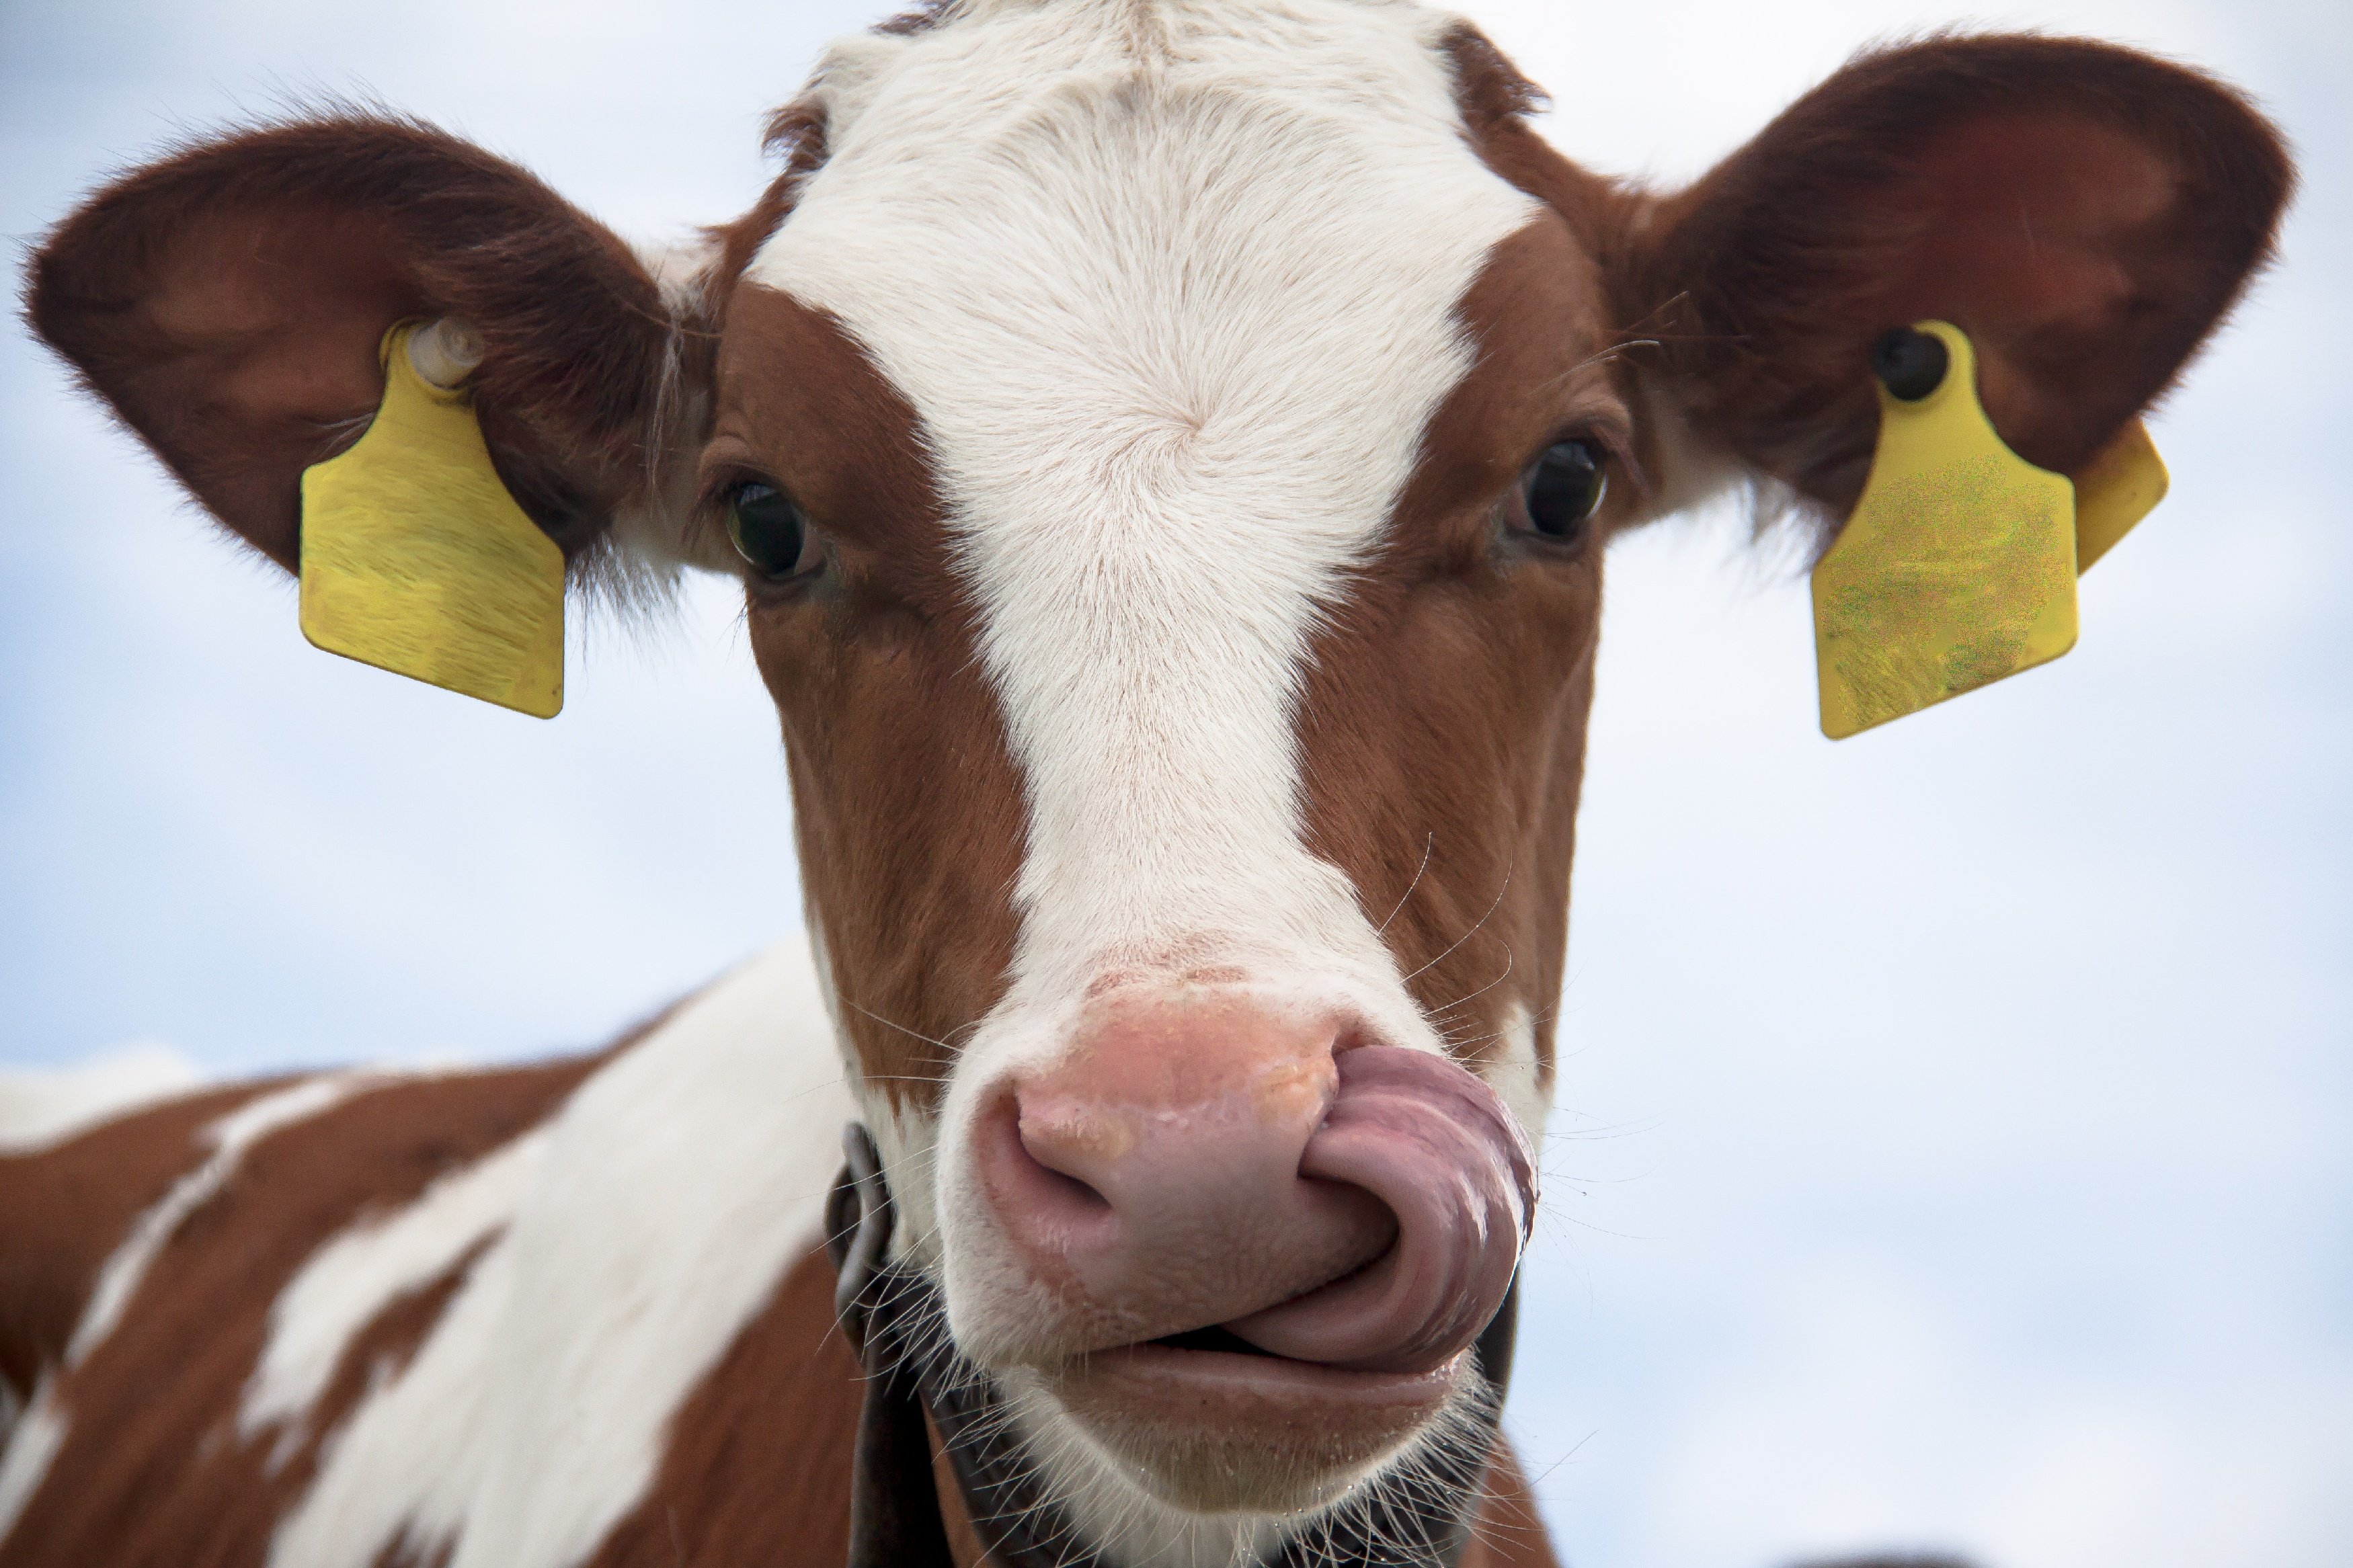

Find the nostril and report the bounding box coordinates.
[1021,1139,1114,1214]
[978,1089,1122,1254]
[1012,1098,1124,1206]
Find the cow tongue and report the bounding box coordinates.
[1223,1045,1537,1374]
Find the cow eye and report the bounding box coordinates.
[1519,439,1609,542]
[725,481,813,580]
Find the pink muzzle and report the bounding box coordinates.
[975,995,1538,1374]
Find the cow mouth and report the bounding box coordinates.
[1152,1322,1287,1357]
[1076,1332,1463,1401]
[971,1038,1535,1508]
[1127,1308,1474,1403]
[1042,1330,1462,1512]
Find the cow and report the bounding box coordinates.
[0,3,2290,1565]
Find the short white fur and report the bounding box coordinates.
[240,1124,549,1460]
[0,1386,63,1544]
[0,1040,202,1155]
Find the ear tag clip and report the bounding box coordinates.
[1810,319,2163,739]
[297,321,565,718]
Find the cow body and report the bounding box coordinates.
[2,1,2289,1564]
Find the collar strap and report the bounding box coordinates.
[826,1124,959,1568]
[827,1122,1517,1568]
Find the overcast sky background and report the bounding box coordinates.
[1,2,2345,1567]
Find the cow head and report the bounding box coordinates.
[28,1,2285,1557]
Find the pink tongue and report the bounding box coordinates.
[1224,1045,1537,1374]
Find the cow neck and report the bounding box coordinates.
[824,1122,1520,1568]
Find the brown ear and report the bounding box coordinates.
[1626,35,2292,521]
[24,115,689,573]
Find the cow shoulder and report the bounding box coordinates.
[581,1243,861,1568]
[0,1080,289,1407]
[0,1055,598,1567]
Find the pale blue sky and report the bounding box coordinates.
[3,3,2346,1566]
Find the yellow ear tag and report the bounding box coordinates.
[297,321,565,718]
[2072,417,2169,572]
[1811,320,2079,739]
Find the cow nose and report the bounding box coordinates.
[974,993,1536,1374]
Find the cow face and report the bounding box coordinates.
[716,7,1609,1522]
[28,0,2286,1554]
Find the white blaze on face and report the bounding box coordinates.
[758,0,1533,998]
[752,0,1538,1264]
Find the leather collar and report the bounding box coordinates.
[826,1122,1519,1568]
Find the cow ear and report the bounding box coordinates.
[24,116,709,577]
[1625,36,2292,523]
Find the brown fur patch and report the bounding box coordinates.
[1299,216,1626,1087]
[0,1079,290,1403]
[301,1234,495,1455]
[705,3,955,298]
[0,1057,595,1567]
[1438,26,1652,354]
[1460,1439,1562,1568]
[705,103,830,303]
[581,1244,861,1567]
[713,284,1027,1110]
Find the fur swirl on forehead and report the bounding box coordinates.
[711,0,1523,297]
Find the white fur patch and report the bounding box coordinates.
[759,0,1530,1013]
[0,1383,63,1545]
[240,1126,549,1460]
[1490,998,1548,1143]
[0,1040,203,1154]
[263,937,854,1568]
